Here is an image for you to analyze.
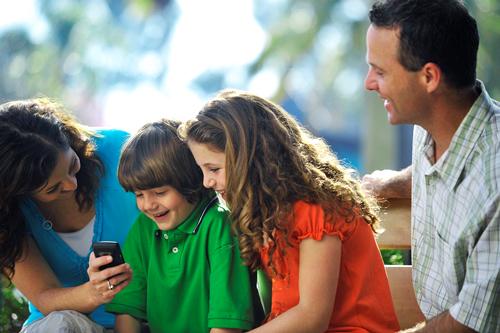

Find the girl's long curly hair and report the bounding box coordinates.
[181,89,380,273]
[0,98,103,279]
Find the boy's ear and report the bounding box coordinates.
[419,62,441,93]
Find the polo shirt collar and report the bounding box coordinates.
[429,80,494,190]
[175,195,218,235]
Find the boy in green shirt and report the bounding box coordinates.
[106,119,254,333]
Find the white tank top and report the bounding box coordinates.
[57,217,95,257]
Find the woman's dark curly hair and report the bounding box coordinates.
[0,98,103,279]
[180,89,380,274]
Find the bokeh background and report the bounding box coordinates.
[1,0,498,330]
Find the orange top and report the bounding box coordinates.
[260,201,400,332]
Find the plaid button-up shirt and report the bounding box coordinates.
[411,81,499,332]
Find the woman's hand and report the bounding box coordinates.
[87,252,132,305]
[11,237,126,314]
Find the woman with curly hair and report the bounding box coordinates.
[0,98,138,332]
[181,89,400,332]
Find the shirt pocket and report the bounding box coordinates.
[435,227,459,303]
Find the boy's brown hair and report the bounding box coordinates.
[119,119,209,204]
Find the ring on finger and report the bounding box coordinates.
[107,280,114,290]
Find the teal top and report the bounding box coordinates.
[20,128,139,328]
[106,196,255,333]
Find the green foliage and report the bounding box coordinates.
[381,249,405,265]
[1,277,29,333]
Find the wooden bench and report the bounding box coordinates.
[377,198,425,330]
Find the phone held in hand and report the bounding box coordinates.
[92,241,125,270]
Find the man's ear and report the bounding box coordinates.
[420,62,441,93]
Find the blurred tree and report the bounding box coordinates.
[242,0,499,171]
[1,277,29,333]
[0,0,176,124]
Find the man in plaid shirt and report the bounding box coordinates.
[362,0,499,332]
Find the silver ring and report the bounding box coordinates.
[107,280,114,290]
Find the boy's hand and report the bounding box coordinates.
[87,252,132,305]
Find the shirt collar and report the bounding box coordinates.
[175,195,218,235]
[430,80,496,189]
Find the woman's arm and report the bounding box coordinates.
[10,237,131,315]
[210,329,241,333]
[114,314,142,333]
[250,235,341,333]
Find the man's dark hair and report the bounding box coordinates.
[369,0,479,89]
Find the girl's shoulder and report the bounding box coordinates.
[290,200,360,243]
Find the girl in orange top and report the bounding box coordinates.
[181,89,400,333]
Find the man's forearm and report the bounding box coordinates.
[401,311,476,333]
[386,166,412,198]
[398,166,412,189]
[362,165,412,199]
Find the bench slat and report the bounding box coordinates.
[377,198,412,249]
[385,265,425,329]
[377,198,426,329]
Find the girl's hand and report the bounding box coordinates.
[87,252,132,305]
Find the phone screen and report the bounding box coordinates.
[92,241,125,270]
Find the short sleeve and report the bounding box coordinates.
[290,201,358,245]
[449,196,500,332]
[206,210,254,330]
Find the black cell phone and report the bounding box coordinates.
[92,241,125,270]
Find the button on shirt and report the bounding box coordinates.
[106,196,255,333]
[411,81,499,332]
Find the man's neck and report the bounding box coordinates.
[423,86,479,162]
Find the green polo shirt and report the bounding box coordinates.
[106,196,254,333]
